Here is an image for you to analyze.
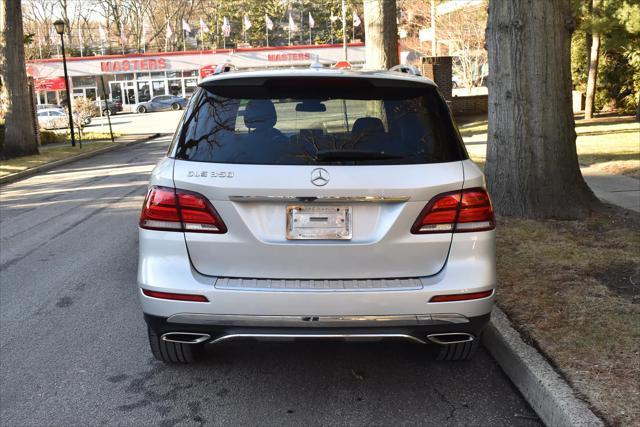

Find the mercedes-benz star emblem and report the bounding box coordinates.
[310,168,329,187]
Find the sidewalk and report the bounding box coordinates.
[582,166,640,212]
[0,133,160,185]
[39,133,153,150]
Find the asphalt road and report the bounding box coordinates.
[87,110,184,135]
[0,136,540,426]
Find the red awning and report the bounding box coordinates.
[34,77,67,91]
[199,65,217,79]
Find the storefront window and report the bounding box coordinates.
[184,78,198,98]
[150,71,165,79]
[152,80,166,97]
[136,72,150,79]
[85,88,97,101]
[46,91,58,105]
[166,71,180,78]
[183,70,198,77]
[137,81,151,102]
[72,76,96,87]
[124,86,135,104]
[168,79,182,96]
[73,89,84,98]
[111,84,123,102]
[116,73,135,81]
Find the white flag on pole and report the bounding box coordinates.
[243,14,251,30]
[352,11,361,27]
[265,15,274,30]
[222,17,231,37]
[182,19,191,33]
[308,12,315,29]
[166,22,173,39]
[288,12,297,31]
[142,20,150,42]
[200,18,210,33]
[99,25,107,43]
[120,18,127,45]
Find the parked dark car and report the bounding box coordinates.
[93,100,123,116]
[134,95,187,114]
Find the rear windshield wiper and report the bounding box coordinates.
[314,150,404,162]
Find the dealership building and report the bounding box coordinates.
[26,44,366,111]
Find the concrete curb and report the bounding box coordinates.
[483,307,604,426]
[0,133,160,186]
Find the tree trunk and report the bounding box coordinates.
[1,0,39,159]
[584,31,600,119]
[363,0,399,70]
[485,0,598,219]
[584,0,592,81]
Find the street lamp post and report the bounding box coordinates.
[53,19,77,148]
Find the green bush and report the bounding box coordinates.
[39,130,62,145]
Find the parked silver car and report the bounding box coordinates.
[134,95,187,114]
[138,68,496,364]
[36,108,91,129]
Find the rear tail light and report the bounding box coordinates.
[142,289,209,302]
[429,290,494,303]
[139,186,227,233]
[412,188,495,234]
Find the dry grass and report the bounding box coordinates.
[496,207,640,426]
[0,141,118,177]
[584,160,640,179]
[458,120,488,138]
[463,119,639,174]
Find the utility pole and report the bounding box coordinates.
[342,0,347,60]
[431,0,437,56]
[54,19,77,148]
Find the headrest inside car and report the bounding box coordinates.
[351,117,385,136]
[243,100,277,130]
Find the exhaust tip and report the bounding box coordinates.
[426,333,474,345]
[161,332,211,344]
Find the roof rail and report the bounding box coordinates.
[213,63,238,75]
[388,64,422,76]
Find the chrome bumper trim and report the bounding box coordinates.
[161,332,211,344]
[426,333,475,345]
[228,195,410,203]
[214,277,423,291]
[167,313,470,327]
[210,333,428,345]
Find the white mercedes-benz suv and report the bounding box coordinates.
[138,67,495,364]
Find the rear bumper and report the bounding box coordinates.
[138,228,496,319]
[144,313,491,345]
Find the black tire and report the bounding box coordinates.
[84,117,92,125]
[147,327,201,364]
[103,109,112,116]
[171,102,180,110]
[137,105,147,114]
[433,336,480,361]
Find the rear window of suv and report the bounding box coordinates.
[173,76,467,165]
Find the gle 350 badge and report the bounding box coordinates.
[187,171,234,178]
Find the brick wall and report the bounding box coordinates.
[416,55,487,116]
[421,56,453,100]
[450,95,488,116]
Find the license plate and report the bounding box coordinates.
[286,206,352,240]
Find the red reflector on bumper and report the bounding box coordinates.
[142,289,209,302]
[429,290,493,303]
